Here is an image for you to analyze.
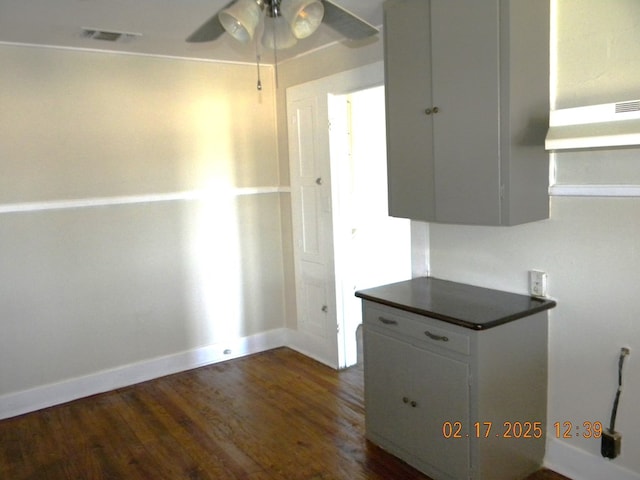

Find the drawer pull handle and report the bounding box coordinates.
[425,331,449,342]
[378,316,398,325]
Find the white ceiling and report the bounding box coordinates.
[0,0,385,64]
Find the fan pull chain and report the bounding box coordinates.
[272,18,279,89]
[256,53,262,91]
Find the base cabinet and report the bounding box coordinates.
[363,301,548,480]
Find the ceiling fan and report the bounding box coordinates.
[186,0,379,67]
[186,0,379,89]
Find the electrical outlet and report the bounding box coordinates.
[529,270,548,297]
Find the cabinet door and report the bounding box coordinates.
[384,0,504,225]
[364,328,413,450]
[384,0,435,222]
[365,327,470,478]
[431,0,501,225]
[407,345,470,479]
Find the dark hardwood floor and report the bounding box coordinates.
[0,347,571,480]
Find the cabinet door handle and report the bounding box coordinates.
[378,316,398,325]
[425,331,449,342]
[425,107,440,115]
[432,106,440,114]
[402,397,417,407]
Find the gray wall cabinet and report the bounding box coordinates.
[384,0,550,225]
[363,301,548,480]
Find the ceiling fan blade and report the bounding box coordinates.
[322,0,379,40]
[186,0,236,43]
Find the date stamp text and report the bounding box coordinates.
[442,421,603,439]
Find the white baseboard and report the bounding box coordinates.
[284,329,338,370]
[545,437,640,480]
[0,328,287,420]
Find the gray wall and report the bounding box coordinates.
[0,45,285,401]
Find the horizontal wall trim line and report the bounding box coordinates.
[0,186,291,214]
[550,184,640,197]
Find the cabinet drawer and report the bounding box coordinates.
[364,304,470,356]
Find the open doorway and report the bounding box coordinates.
[329,86,411,368]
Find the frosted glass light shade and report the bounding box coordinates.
[281,0,324,39]
[219,0,262,43]
[262,15,298,49]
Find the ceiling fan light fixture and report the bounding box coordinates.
[262,15,298,49]
[219,0,262,43]
[282,0,324,39]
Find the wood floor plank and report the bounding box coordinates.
[150,380,263,479]
[0,347,571,480]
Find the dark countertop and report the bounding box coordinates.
[355,277,556,330]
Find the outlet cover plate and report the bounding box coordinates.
[529,270,548,297]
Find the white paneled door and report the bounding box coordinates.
[287,63,411,369]
[288,94,339,365]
